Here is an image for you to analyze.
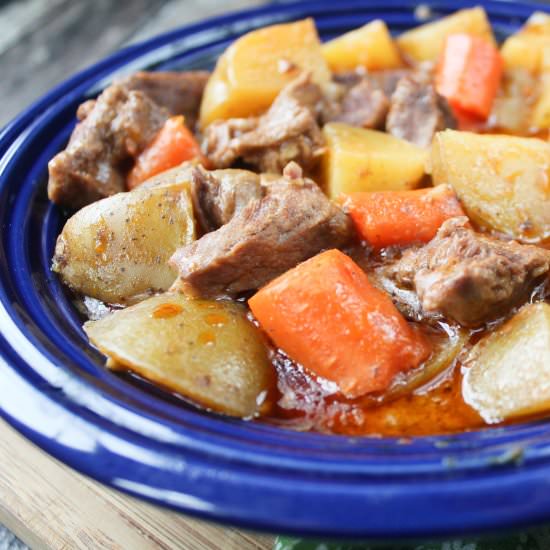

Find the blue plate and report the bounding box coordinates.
[1,0,550,540]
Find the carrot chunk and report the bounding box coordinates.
[128,116,205,189]
[436,33,503,119]
[248,249,431,398]
[340,185,464,249]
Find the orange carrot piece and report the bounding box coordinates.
[436,33,503,119]
[340,185,464,250]
[127,115,205,189]
[249,249,431,398]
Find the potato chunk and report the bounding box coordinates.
[199,18,330,127]
[432,130,550,242]
[84,294,274,417]
[531,46,550,129]
[321,123,428,199]
[322,20,403,72]
[463,303,550,422]
[501,12,550,73]
[396,7,495,62]
[53,181,195,304]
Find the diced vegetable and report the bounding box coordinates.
[463,303,550,422]
[249,249,431,398]
[321,123,428,199]
[340,185,464,249]
[199,18,330,127]
[436,33,502,119]
[127,116,205,190]
[501,12,550,73]
[431,129,550,242]
[396,7,495,62]
[52,182,195,304]
[531,46,550,129]
[322,20,403,72]
[85,294,274,417]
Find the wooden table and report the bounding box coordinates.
[0,1,275,548]
[0,421,273,549]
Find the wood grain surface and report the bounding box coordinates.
[0,419,274,550]
[0,0,265,127]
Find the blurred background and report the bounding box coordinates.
[0,0,266,127]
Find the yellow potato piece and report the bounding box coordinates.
[397,7,495,62]
[532,80,550,129]
[432,130,550,242]
[322,20,403,72]
[501,35,543,74]
[321,123,428,199]
[463,303,550,423]
[84,294,274,418]
[199,18,330,127]
[501,12,550,73]
[531,46,550,129]
[52,181,195,304]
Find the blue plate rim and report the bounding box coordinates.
[1,0,550,539]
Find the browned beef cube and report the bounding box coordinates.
[190,166,263,233]
[384,217,550,326]
[329,79,389,129]
[117,71,210,129]
[48,85,168,210]
[170,163,352,297]
[386,75,455,148]
[202,73,325,174]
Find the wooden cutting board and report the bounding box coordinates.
[0,419,274,549]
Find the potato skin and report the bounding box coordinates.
[321,123,428,199]
[84,294,275,418]
[431,130,550,242]
[52,182,195,304]
[199,18,330,127]
[463,303,550,422]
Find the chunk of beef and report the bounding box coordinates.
[117,71,210,129]
[190,166,263,233]
[333,69,412,97]
[386,75,456,148]
[383,217,550,326]
[328,79,389,129]
[203,73,325,173]
[366,69,414,97]
[48,85,168,209]
[170,163,352,297]
[76,99,96,121]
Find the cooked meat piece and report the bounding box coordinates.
[383,217,550,327]
[170,163,352,297]
[203,73,325,173]
[366,69,413,97]
[386,75,456,148]
[48,85,169,209]
[329,79,389,129]
[190,166,263,232]
[333,69,412,97]
[117,71,210,129]
[76,99,96,121]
